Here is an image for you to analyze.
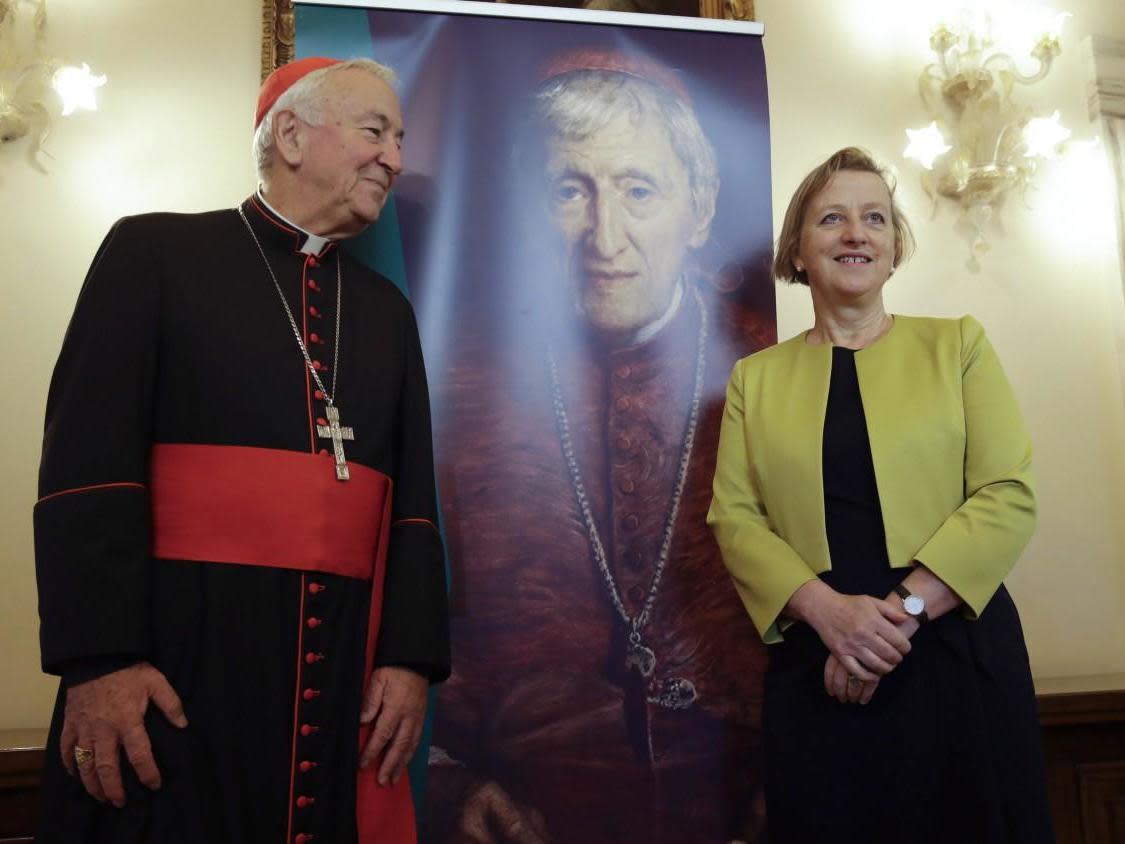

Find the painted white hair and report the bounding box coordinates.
[534,70,719,222]
[253,58,397,177]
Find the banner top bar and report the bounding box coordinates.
[301,0,765,36]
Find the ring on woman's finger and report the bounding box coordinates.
[74,746,94,767]
[846,675,860,686]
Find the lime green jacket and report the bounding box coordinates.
[707,315,1036,643]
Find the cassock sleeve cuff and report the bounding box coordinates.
[61,655,144,688]
[374,521,451,683]
[34,485,152,674]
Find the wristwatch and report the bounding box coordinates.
[893,584,929,624]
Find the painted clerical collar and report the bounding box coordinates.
[253,188,333,256]
[572,281,686,351]
[625,281,685,347]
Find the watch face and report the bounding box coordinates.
[904,595,925,616]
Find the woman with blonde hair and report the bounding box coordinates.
[708,147,1052,842]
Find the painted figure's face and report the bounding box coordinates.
[545,111,710,336]
[299,69,404,234]
[795,170,896,304]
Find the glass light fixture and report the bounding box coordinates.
[0,1,107,169]
[902,5,1072,263]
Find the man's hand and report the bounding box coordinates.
[455,781,551,844]
[61,662,188,808]
[359,666,428,786]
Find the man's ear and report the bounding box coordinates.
[273,110,304,167]
[688,194,716,250]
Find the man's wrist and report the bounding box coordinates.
[63,655,143,688]
[373,662,432,682]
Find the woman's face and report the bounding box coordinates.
[795,170,896,304]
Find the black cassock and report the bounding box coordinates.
[34,196,449,844]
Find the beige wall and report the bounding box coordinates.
[0,0,260,729]
[2,0,1123,731]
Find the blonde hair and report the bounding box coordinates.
[773,147,914,285]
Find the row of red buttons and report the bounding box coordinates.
[307,258,325,323]
[294,576,327,842]
[306,267,333,462]
[294,257,327,844]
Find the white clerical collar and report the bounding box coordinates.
[256,188,332,256]
[627,281,685,346]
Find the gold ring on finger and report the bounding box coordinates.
[846,675,860,686]
[74,746,94,767]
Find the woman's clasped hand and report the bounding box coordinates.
[787,579,913,703]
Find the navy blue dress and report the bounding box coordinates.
[762,347,1053,843]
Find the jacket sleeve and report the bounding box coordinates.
[34,217,158,675]
[913,316,1037,616]
[707,357,819,643]
[373,300,451,682]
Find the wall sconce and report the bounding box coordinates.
[0,0,107,169]
[903,7,1071,262]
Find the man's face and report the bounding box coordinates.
[297,69,404,235]
[545,112,710,336]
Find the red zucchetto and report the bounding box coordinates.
[255,56,342,128]
[539,47,691,105]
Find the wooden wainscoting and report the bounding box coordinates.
[1037,674,1125,844]
[0,729,46,844]
[1,678,1123,842]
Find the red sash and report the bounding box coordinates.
[150,443,416,844]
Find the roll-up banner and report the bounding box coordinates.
[297,3,774,840]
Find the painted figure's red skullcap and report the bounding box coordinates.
[255,57,342,128]
[539,48,691,105]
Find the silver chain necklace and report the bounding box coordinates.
[237,206,355,481]
[548,285,707,709]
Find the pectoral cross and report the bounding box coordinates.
[317,405,354,481]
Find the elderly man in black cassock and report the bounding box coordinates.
[32,57,449,844]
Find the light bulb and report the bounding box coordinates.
[1024,111,1071,159]
[904,122,951,170]
[52,64,107,117]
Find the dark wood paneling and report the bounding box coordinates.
[0,730,46,844]
[1077,762,1125,843]
[1037,676,1125,844]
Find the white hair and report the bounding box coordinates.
[253,58,397,177]
[534,70,719,222]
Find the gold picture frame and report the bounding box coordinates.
[262,0,296,80]
[260,0,754,79]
